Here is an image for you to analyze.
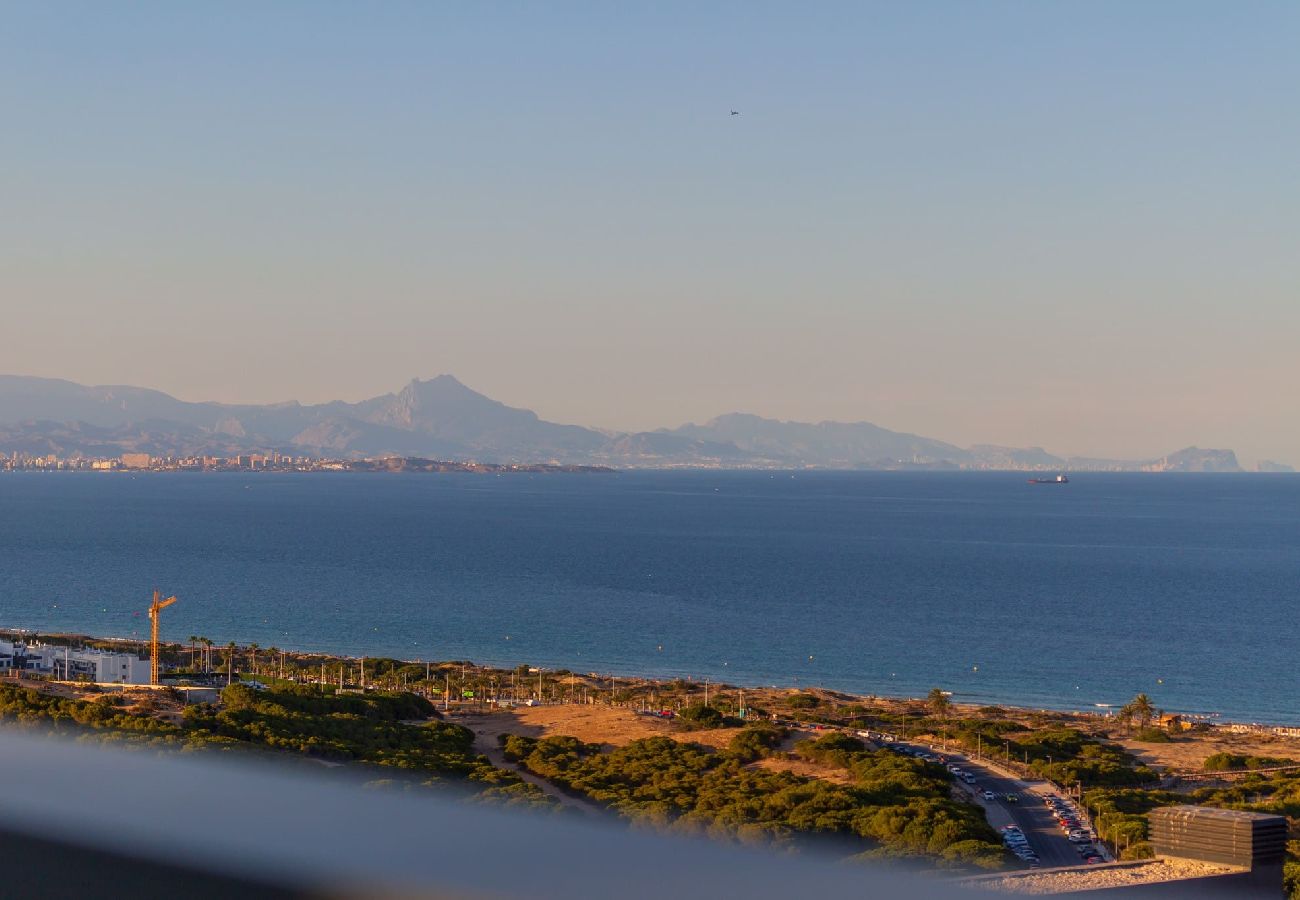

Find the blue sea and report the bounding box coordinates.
[0,471,1296,724]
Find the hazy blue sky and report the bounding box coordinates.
[2,2,1297,463]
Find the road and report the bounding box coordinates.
[957,755,1084,868]
[881,737,1096,869]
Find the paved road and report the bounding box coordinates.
[958,756,1083,868]
[884,739,1093,869]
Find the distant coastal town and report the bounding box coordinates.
[0,451,613,474]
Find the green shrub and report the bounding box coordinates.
[677,703,725,730]
[1132,728,1171,743]
[1284,859,1300,900]
[786,694,820,709]
[1122,841,1155,860]
[797,731,865,768]
[726,726,787,762]
[1203,752,1296,771]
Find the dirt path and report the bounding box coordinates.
[466,724,607,819]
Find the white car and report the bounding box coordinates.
[983,790,998,801]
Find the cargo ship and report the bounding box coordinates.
[1028,474,1069,484]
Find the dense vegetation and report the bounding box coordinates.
[0,683,182,746]
[0,682,548,806]
[675,702,732,730]
[1202,752,1297,771]
[726,725,788,762]
[183,684,548,804]
[501,727,1004,869]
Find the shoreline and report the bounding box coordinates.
[6,625,1298,734]
[6,467,1299,475]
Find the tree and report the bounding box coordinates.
[678,703,725,729]
[188,635,198,670]
[249,643,260,677]
[226,642,236,686]
[928,688,952,718]
[1121,694,1157,729]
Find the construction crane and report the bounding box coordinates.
[148,589,179,686]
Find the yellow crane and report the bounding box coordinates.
[148,589,179,686]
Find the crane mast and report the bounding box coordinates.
[148,589,179,686]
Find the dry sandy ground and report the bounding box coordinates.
[457,704,741,750]
[751,755,854,784]
[1116,731,1300,772]
[456,704,857,785]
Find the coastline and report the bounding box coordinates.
[6,625,1298,734]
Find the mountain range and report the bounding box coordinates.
[0,374,1286,472]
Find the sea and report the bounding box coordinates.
[0,470,1296,724]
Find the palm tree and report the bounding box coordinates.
[268,647,279,681]
[249,643,260,678]
[202,637,213,674]
[1122,693,1157,729]
[188,635,198,671]
[226,641,236,686]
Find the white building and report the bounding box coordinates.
[0,640,151,685]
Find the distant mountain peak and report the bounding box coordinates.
[0,374,1280,471]
[405,373,468,390]
[378,374,536,430]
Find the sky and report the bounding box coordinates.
[2,2,1297,464]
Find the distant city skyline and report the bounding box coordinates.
[2,3,1297,464]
